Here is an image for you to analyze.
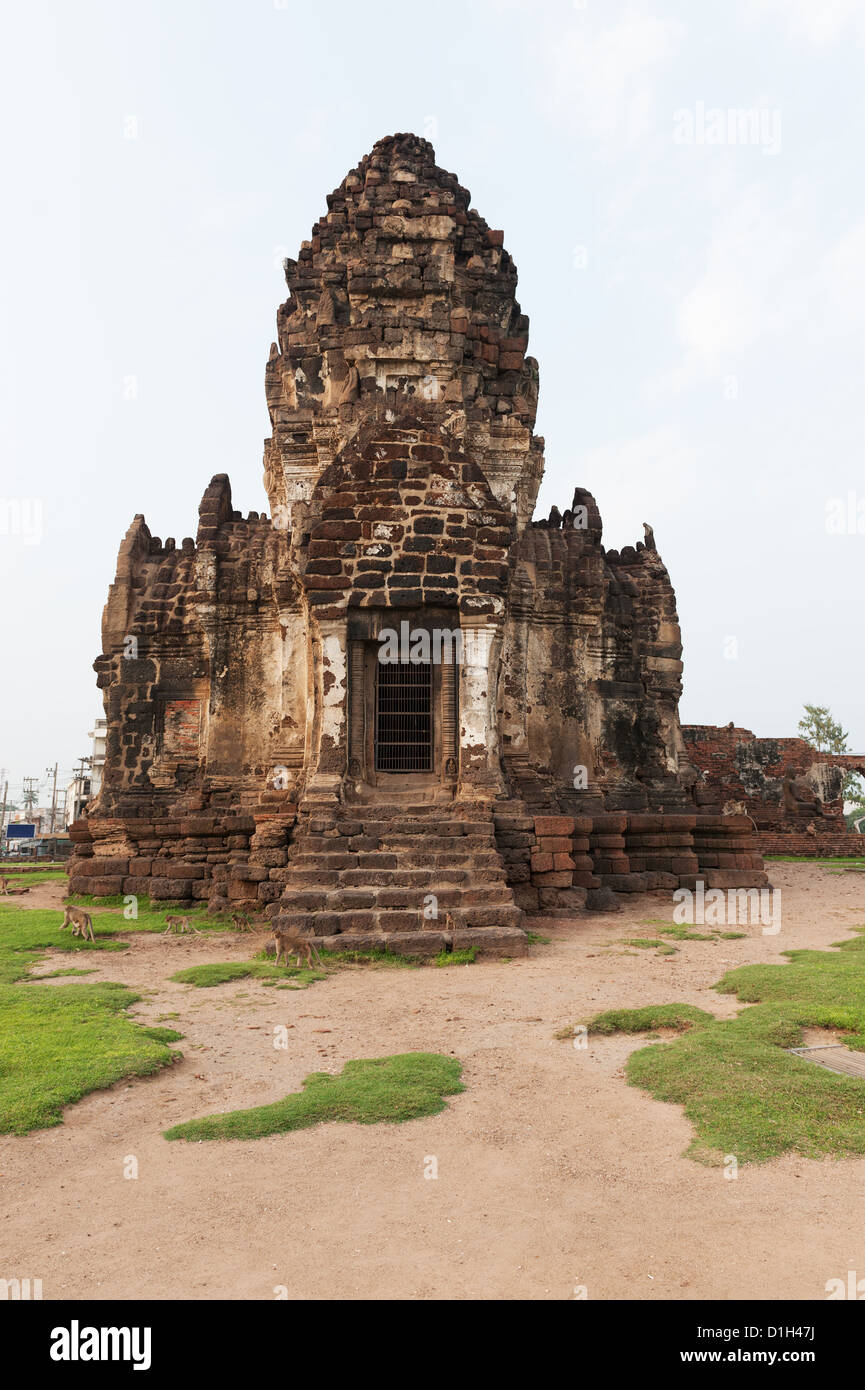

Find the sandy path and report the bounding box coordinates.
[1,864,864,1301]
[4,880,73,912]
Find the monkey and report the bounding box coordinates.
[163,915,201,935]
[271,926,323,970]
[230,912,254,933]
[59,905,96,942]
[0,876,9,896]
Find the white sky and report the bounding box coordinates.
[1,0,863,809]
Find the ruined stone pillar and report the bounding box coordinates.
[304,616,348,803]
[458,618,505,797]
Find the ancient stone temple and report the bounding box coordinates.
[69,133,767,954]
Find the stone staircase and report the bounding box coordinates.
[270,800,527,957]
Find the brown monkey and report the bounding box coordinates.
[59,905,96,942]
[231,912,254,932]
[163,915,200,935]
[271,927,323,970]
[0,875,27,896]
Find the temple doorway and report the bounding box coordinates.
[347,627,459,795]
[375,658,433,773]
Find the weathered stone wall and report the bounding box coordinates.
[69,811,296,912]
[94,475,303,819]
[500,494,694,811]
[494,809,766,913]
[683,725,864,857]
[302,416,513,621]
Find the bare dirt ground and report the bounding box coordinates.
[2,863,864,1301]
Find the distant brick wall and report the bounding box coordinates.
[683,724,864,859]
[761,832,864,858]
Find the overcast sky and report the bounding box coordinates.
[1,0,863,810]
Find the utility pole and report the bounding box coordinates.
[0,779,7,852]
[46,762,59,834]
[72,757,91,822]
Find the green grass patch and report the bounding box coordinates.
[634,924,749,944]
[580,924,865,1162]
[586,1004,714,1035]
[765,856,865,866]
[0,902,232,976]
[66,894,127,908]
[37,967,98,978]
[526,932,553,945]
[434,947,478,967]
[0,905,136,983]
[140,1026,184,1044]
[65,900,236,932]
[0,980,181,1135]
[165,1052,464,1141]
[619,937,678,956]
[658,925,720,941]
[0,902,182,1133]
[1,861,65,868]
[319,945,420,968]
[4,868,69,886]
[116,906,236,934]
[170,958,324,989]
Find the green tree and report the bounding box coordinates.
[799,704,861,803]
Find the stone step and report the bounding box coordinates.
[369,822,495,845]
[274,902,525,934]
[294,833,497,854]
[284,866,507,889]
[353,820,493,839]
[276,884,518,914]
[320,928,528,958]
[276,799,524,957]
[287,850,505,871]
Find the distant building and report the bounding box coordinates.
[65,717,107,825]
[89,718,107,799]
[65,773,91,826]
